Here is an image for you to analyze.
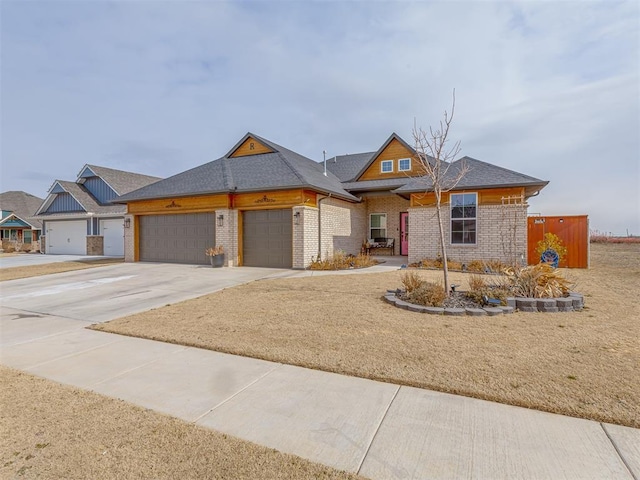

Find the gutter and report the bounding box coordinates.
[317,193,332,260]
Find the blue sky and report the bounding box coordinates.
[1,0,638,235]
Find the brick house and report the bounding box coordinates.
[114,132,547,268]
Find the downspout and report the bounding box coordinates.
[317,193,332,260]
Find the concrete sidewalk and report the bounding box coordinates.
[1,305,638,479]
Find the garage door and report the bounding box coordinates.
[139,213,214,265]
[243,209,292,268]
[101,218,124,256]
[46,220,87,255]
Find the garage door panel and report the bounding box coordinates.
[243,209,292,268]
[101,219,124,256]
[139,213,214,265]
[46,220,87,255]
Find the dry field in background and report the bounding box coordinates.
[0,257,123,282]
[0,367,361,480]
[93,243,640,428]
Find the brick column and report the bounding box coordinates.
[214,209,238,267]
[124,214,135,262]
[293,206,319,269]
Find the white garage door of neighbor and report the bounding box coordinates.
[101,218,124,256]
[46,220,87,255]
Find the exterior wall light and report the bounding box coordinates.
[124,218,131,229]
[217,214,224,227]
[293,211,301,225]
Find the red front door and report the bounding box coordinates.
[400,212,409,255]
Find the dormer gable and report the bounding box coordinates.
[36,181,84,215]
[76,165,117,204]
[356,133,424,181]
[227,133,276,158]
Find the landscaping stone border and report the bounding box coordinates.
[384,291,583,315]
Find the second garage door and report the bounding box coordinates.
[139,213,214,265]
[243,209,292,268]
[101,218,124,256]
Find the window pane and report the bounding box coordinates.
[371,228,387,238]
[463,206,476,218]
[381,161,393,172]
[464,193,476,206]
[452,206,464,218]
[371,215,381,228]
[451,194,463,207]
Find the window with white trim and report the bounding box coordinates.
[398,158,411,171]
[451,193,477,244]
[380,160,393,173]
[370,213,387,239]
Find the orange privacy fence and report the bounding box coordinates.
[527,215,589,268]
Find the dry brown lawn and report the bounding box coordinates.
[93,243,640,428]
[0,257,123,282]
[0,367,361,479]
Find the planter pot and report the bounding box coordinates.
[209,254,225,268]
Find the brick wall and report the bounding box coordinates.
[408,203,528,264]
[365,195,410,255]
[319,197,366,260]
[293,206,319,268]
[214,208,238,267]
[124,215,134,262]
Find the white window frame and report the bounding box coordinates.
[369,213,387,240]
[380,160,393,173]
[450,192,477,245]
[398,157,411,172]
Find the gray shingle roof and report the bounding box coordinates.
[324,152,375,182]
[393,156,548,194]
[0,191,44,229]
[341,178,413,192]
[115,133,359,203]
[83,165,161,195]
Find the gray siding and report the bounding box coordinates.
[83,177,117,204]
[46,193,84,213]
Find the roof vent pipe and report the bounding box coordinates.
[323,150,327,176]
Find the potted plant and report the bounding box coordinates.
[205,246,225,268]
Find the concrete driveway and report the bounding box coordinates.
[0,253,117,269]
[0,262,294,323]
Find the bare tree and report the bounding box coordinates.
[412,90,469,295]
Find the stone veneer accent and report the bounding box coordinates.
[408,203,528,265]
[86,235,104,255]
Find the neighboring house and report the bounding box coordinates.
[0,191,44,251]
[114,132,548,268]
[32,165,161,256]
